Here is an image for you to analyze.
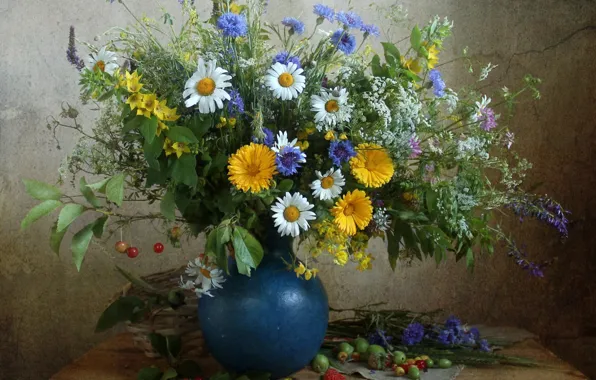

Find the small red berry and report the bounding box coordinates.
[415,360,427,370]
[323,368,345,380]
[127,247,139,258]
[153,242,164,254]
[115,241,129,253]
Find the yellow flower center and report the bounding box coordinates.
[144,99,155,109]
[283,206,300,222]
[321,176,335,189]
[94,60,106,72]
[278,72,294,88]
[325,100,339,113]
[343,204,355,216]
[200,268,212,278]
[196,78,216,96]
[246,163,260,176]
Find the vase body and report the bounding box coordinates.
[197,233,329,378]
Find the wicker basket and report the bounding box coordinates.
[116,266,207,358]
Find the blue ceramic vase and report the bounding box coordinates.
[197,233,329,378]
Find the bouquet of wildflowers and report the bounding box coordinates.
[25,0,568,299]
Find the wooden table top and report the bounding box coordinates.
[51,333,587,380]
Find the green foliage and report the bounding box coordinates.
[57,203,85,232]
[71,221,95,271]
[49,222,67,256]
[171,154,198,188]
[106,173,125,206]
[137,367,162,380]
[139,116,159,143]
[95,296,145,332]
[79,177,102,207]
[160,190,177,221]
[166,126,199,143]
[21,200,62,230]
[23,179,62,200]
[232,226,264,276]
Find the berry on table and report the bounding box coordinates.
[115,241,129,253]
[153,242,164,254]
[323,368,345,380]
[127,247,139,258]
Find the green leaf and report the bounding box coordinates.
[172,154,198,188]
[410,25,422,50]
[160,191,176,221]
[92,215,108,238]
[215,227,230,273]
[232,226,264,270]
[236,258,251,276]
[57,203,85,232]
[149,333,169,357]
[123,115,143,134]
[98,89,115,101]
[95,296,145,332]
[176,360,202,377]
[165,126,199,144]
[49,222,67,256]
[23,179,62,201]
[71,222,95,271]
[188,115,211,140]
[371,54,385,77]
[161,368,177,380]
[166,335,181,358]
[115,265,160,293]
[21,200,62,230]
[139,116,159,144]
[425,189,439,218]
[106,173,125,206]
[382,42,401,65]
[137,367,162,380]
[86,178,110,193]
[277,179,294,193]
[466,247,474,269]
[79,177,101,208]
[387,222,402,271]
[144,135,164,170]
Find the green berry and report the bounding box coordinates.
[392,351,407,365]
[438,358,452,369]
[425,358,434,368]
[407,366,421,379]
[364,344,386,361]
[338,342,354,356]
[353,337,370,354]
[311,354,330,373]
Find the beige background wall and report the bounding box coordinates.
[1,0,595,379]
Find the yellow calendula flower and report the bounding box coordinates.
[137,93,158,118]
[324,131,336,141]
[426,45,439,69]
[125,71,143,93]
[126,93,143,110]
[331,190,373,236]
[229,2,241,14]
[228,143,277,193]
[296,141,309,151]
[156,121,169,137]
[153,100,170,120]
[294,262,306,277]
[350,143,394,188]
[339,133,348,140]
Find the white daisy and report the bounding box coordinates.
[271,130,298,154]
[310,87,352,128]
[265,62,306,100]
[183,58,232,113]
[88,46,119,75]
[271,192,316,237]
[181,257,226,298]
[310,168,345,201]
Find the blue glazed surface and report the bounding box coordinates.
[198,236,329,379]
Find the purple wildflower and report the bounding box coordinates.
[479,339,491,352]
[227,89,245,116]
[437,329,458,345]
[313,4,335,22]
[506,241,554,277]
[335,11,363,29]
[402,322,425,346]
[469,327,480,341]
[275,145,306,176]
[66,26,85,71]
[477,107,497,131]
[330,30,357,55]
[428,69,446,97]
[281,17,305,35]
[367,330,393,348]
[217,13,248,38]
[507,196,570,238]
[360,24,380,37]
[409,136,422,158]
[329,140,356,166]
[253,127,275,147]
[273,51,301,69]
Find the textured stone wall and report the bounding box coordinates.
[1,0,595,379]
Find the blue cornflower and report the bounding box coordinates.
[402,322,425,346]
[335,11,363,29]
[281,17,305,35]
[227,89,245,116]
[437,329,458,345]
[252,127,275,147]
[329,140,356,166]
[276,145,306,176]
[360,23,380,37]
[460,332,476,345]
[367,330,393,348]
[273,51,301,69]
[217,13,248,38]
[479,339,491,352]
[330,30,357,55]
[428,69,446,97]
[313,4,335,22]
[445,315,462,330]
[468,327,480,341]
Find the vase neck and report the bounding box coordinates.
[263,223,294,259]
